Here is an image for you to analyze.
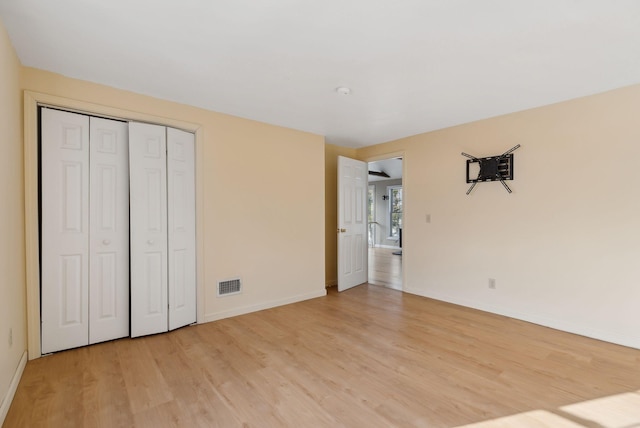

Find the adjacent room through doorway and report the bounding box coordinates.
[367,157,403,290]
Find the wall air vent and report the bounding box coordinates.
[218,278,242,296]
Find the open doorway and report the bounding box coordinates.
[367,157,403,290]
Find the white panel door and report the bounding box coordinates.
[129,122,169,337]
[337,156,368,291]
[41,108,90,353]
[167,128,196,330]
[89,117,130,344]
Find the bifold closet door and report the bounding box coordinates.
[129,123,196,337]
[41,109,129,354]
[41,109,90,354]
[167,128,196,330]
[88,117,130,344]
[129,122,169,337]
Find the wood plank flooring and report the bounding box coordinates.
[5,284,640,427]
[368,247,402,290]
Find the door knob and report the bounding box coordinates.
[102,239,111,245]
[147,239,154,245]
[337,228,346,233]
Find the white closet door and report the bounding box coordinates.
[129,122,169,337]
[167,128,196,330]
[41,108,90,354]
[89,117,130,344]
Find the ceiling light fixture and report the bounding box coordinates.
[336,87,351,96]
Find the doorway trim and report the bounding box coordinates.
[24,90,205,359]
[364,151,406,291]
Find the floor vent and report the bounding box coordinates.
[218,278,242,296]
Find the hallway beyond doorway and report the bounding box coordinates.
[368,247,402,290]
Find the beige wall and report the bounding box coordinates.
[324,143,356,286]
[20,67,327,349]
[0,18,27,422]
[357,84,640,349]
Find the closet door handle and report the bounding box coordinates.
[147,239,154,245]
[102,239,111,245]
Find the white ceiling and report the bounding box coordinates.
[1,1,640,148]
[368,158,402,182]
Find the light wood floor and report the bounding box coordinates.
[6,285,640,427]
[368,246,402,290]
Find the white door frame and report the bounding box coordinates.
[23,91,205,359]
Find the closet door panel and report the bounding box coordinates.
[89,117,130,344]
[167,128,197,330]
[129,122,169,337]
[41,108,90,354]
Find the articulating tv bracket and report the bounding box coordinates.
[462,144,520,195]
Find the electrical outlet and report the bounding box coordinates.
[488,278,496,289]
[425,214,431,223]
[9,328,12,347]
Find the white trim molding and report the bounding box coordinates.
[204,289,327,323]
[24,91,205,359]
[0,351,27,425]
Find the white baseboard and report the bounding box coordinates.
[0,350,27,426]
[204,288,327,323]
[405,288,640,350]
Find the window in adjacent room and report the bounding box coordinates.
[387,185,402,238]
[368,184,375,246]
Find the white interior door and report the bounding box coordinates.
[41,108,90,353]
[89,117,130,344]
[167,128,197,330]
[129,122,169,337]
[337,156,368,291]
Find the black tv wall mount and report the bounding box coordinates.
[462,144,520,195]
